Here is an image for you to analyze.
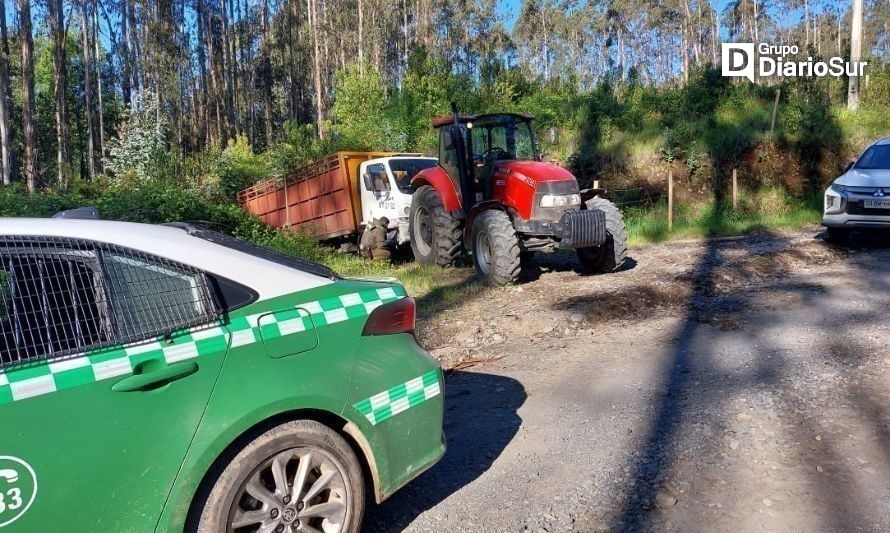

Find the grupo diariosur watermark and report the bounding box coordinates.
[721,43,867,82]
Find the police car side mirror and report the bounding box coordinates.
[844,161,854,172]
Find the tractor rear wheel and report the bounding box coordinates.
[409,185,462,266]
[577,197,628,273]
[472,210,521,286]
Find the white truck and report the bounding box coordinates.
[358,155,439,244]
[238,151,438,246]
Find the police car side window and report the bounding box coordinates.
[0,239,109,368]
[0,237,217,371]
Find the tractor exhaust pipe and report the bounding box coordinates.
[450,102,475,212]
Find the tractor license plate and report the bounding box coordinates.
[863,199,890,209]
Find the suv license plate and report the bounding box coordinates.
[863,199,890,208]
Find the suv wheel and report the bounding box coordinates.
[826,227,852,244]
[197,420,364,533]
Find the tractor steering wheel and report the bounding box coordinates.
[479,146,511,164]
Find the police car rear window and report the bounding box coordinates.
[166,223,338,280]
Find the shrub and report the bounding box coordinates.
[104,91,169,184]
[215,135,274,200]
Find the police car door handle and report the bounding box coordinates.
[111,361,199,392]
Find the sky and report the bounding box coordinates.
[499,0,774,33]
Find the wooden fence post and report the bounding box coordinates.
[668,169,673,231]
[732,168,738,211]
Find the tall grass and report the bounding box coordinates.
[624,187,822,245]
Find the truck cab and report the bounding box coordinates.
[359,156,438,244]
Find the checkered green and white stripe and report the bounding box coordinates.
[354,370,441,426]
[0,286,406,406]
[230,286,405,347]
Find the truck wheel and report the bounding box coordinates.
[409,185,462,266]
[578,197,629,273]
[196,420,364,533]
[472,210,521,286]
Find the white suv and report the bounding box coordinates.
[823,137,890,241]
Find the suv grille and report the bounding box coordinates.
[847,202,890,216]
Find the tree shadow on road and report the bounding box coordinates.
[607,227,881,531]
[363,370,526,532]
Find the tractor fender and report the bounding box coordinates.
[463,202,514,245]
[580,187,607,203]
[412,166,462,212]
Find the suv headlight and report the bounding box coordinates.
[540,193,581,208]
[830,183,848,194]
[825,183,847,214]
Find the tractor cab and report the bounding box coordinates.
[434,112,538,207]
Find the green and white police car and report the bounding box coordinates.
[0,218,445,532]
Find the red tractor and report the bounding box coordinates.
[408,105,628,285]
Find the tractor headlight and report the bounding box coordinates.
[540,194,581,208]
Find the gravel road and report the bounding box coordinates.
[365,227,890,532]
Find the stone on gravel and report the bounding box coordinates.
[654,490,679,509]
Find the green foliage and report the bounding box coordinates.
[214,135,274,199]
[331,61,406,151]
[104,92,169,184]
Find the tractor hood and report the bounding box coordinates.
[496,160,578,184]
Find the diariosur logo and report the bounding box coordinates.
[722,43,867,82]
[0,456,37,528]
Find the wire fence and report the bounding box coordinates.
[604,187,668,209]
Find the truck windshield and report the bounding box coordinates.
[855,145,890,169]
[468,116,538,165]
[388,159,438,193]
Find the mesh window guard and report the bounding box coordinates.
[0,236,218,370]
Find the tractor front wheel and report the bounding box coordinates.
[472,210,521,286]
[577,197,629,273]
[409,185,462,266]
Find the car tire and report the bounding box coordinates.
[409,185,462,267]
[577,197,628,273]
[826,227,852,244]
[197,420,364,533]
[472,210,521,286]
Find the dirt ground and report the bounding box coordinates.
[365,226,890,532]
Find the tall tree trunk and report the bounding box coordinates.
[220,0,235,139]
[120,0,131,106]
[847,0,863,110]
[804,0,810,48]
[93,1,105,172]
[81,0,97,179]
[310,0,325,137]
[49,0,71,188]
[19,0,38,191]
[358,0,364,73]
[0,0,14,185]
[197,0,209,146]
[127,0,141,96]
[262,0,273,147]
